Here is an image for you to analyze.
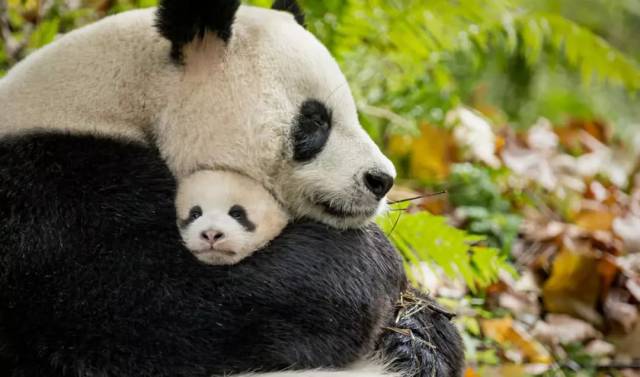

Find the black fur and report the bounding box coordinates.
[229,204,256,232]
[155,0,241,61]
[293,99,332,162]
[0,132,463,377]
[272,0,305,26]
[381,290,465,377]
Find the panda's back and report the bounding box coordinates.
[0,8,170,140]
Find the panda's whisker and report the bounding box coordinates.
[323,80,350,104]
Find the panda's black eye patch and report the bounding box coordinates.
[292,99,332,162]
[179,205,202,228]
[189,206,203,220]
[228,205,256,232]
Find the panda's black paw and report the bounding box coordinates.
[378,290,464,377]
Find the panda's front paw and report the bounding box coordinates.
[378,290,464,377]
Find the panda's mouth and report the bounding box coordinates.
[315,198,377,219]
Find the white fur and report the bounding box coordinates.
[0,5,396,229]
[176,170,288,265]
[234,360,399,377]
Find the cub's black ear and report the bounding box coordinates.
[156,0,241,61]
[272,0,305,27]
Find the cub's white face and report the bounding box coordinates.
[175,170,288,265]
[155,5,396,229]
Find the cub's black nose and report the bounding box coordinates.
[364,171,394,200]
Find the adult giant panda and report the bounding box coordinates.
[0,0,464,376]
[0,0,394,230]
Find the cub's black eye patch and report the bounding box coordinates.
[189,206,203,220]
[228,205,256,232]
[292,99,332,162]
[179,205,202,228]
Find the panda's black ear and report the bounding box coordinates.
[156,0,241,61]
[272,0,305,27]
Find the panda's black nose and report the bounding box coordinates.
[364,171,394,200]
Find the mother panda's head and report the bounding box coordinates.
[154,0,396,229]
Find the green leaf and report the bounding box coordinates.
[377,209,512,293]
[29,19,60,49]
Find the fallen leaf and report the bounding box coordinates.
[626,279,640,302]
[542,249,602,324]
[448,107,501,168]
[409,123,455,181]
[531,314,601,345]
[574,210,615,232]
[463,367,480,377]
[584,339,615,357]
[613,214,640,252]
[604,289,639,332]
[480,317,552,364]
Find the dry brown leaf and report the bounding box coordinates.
[608,320,640,358]
[598,257,620,299]
[604,289,639,332]
[584,339,615,357]
[522,220,565,242]
[498,291,541,320]
[613,214,640,252]
[531,314,601,345]
[480,317,552,364]
[626,279,640,302]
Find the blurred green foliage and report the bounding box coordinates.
[447,164,522,256]
[291,0,640,136]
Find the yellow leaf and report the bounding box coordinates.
[478,364,530,377]
[409,123,454,181]
[542,249,602,324]
[387,134,414,157]
[574,210,615,232]
[464,367,480,377]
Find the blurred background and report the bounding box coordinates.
[1,0,639,375]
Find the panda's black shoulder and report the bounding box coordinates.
[0,131,173,190]
[0,131,177,235]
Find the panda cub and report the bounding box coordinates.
[176,170,289,265]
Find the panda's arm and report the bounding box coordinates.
[0,132,462,377]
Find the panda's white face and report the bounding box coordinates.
[155,5,396,229]
[175,170,288,265]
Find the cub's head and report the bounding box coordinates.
[155,0,396,229]
[175,170,288,265]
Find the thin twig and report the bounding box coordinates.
[388,190,447,205]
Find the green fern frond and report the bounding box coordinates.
[377,210,512,293]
